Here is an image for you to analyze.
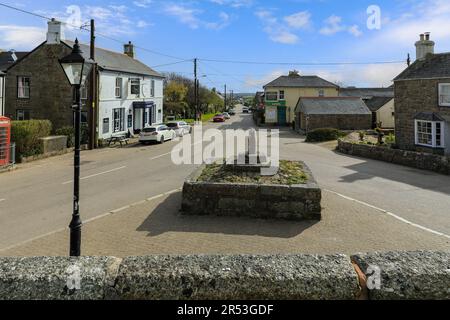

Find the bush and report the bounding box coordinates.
[55,126,75,148]
[306,128,345,142]
[55,124,90,148]
[11,120,52,160]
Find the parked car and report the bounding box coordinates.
[242,107,249,113]
[222,112,231,120]
[166,121,192,137]
[228,109,236,116]
[213,114,226,122]
[139,125,176,144]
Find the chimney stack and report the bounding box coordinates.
[415,32,434,61]
[46,18,65,44]
[124,41,135,59]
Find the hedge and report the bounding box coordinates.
[306,128,345,142]
[55,124,90,148]
[11,120,52,160]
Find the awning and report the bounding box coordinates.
[414,112,445,122]
[133,101,154,109]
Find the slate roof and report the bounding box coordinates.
[63,41,163,78]
[0,51,28,72]
[264,75,338,88]
[394,53,450,81]
[414,112,447,122]
[340,87,394,98]
[364,96,394,112]
[295,97,371,115]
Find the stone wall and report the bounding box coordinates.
[0,251,448,300]
[40,135,67,154]
[395,78,450,153]
[337,140,450,175]
[302,114,372,131]
[181,163,322,221]
[4,43,92,131]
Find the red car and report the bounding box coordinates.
[213,114,226,122]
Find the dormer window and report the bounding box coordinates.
[438,83,450,106]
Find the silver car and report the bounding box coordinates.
[166,121,192,137]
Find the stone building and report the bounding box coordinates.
[0,50,28,116]
[340,87,395,129]
[4,19,164,140]
[394,33,450,155]
[294,97,372,132]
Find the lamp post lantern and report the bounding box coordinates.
[59,39,94,257]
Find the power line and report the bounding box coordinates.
[151,59,193,69]
[199,58,405,66]
[0,2,187,61]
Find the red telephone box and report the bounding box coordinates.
[0,116,11,166]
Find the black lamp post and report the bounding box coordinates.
[59,39,94,257]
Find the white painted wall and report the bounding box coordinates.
[98,71,164,139]
[377,99,395,129]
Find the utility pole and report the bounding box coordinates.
[224,84,227,111]
[89,19,97,150]
[194,58,199,122]
[231,90,234,109]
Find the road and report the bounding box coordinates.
[0,105,449,251]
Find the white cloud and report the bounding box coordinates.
[284,11,311,30]
[133,0,152,8]
[320,15,363,37]
[164,4,232,30]
[0,25,46,50]
[255,10,299,45]
[210,0,253,8]
[244,69,286,88]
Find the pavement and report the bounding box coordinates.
[0,105,449,256]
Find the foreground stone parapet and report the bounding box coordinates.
[351,251,450,300]
[0,256,121,300]
[110,255,360,300]
[182,162,322,221]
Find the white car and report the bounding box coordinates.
[139,125,176,144]
[222,112,231,120]
[166,121,192,137]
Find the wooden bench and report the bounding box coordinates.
[107,135,129,147]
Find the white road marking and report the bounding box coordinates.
[325,189,450,240]
[62,166,127,185]
[149,140,203,161]
[0,188,182,253]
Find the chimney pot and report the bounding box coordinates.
[124,41,135,59]
[415,32,434,61]
[46,19,65,44]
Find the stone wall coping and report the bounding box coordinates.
[0,251,448,300]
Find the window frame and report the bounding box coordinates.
[113,108,126,133]
[265,91,278,101]
[150,79,155,97]
[415,120,445,148]
[318,89,325,97]
[115,77,123,98]
[80,85,88,100]
[130,78,141,96]
[16,109,30,121]
[17,76,30,99]
[279,90,285,100]
[438,83,450,107]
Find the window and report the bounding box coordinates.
[16,109,30,120]
[318,89,325,97]
[415,120,445,148]
[439,83,450,106]
[103,118,110,134]
[81,85,88,100]
[113,108,125,133]
[130,78,140,96]
[150,80,155,97]
[115,78,123,98]
[265,92,278,101]
[17,77,30,98]
[73,111,88,124]
[279,90,285,100]
[128,114,133,128]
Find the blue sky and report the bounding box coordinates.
[1,0,450,92]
